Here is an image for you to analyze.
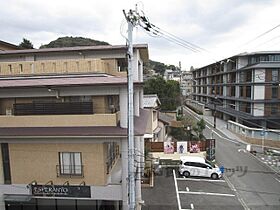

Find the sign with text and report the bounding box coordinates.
[31,185,91,198]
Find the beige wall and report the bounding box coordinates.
[0,44,18,51]
[0,59,119,76]
[146,109,153,134]
[152,110,158,131]
[158,121,166,142]
[0,113,119,127]
[9,143,109,185]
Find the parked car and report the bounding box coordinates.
[179,156,222,179]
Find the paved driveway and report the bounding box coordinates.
[142,168,243,210]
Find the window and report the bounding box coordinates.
[272,69,279,82]
[240,72,245,82]
[106,142,119,174]
[19,64,23,73]
[240,86,244,97]
[271,104,278,115]
[246,70,252,82]
[230,86,235,97]
[1,143,11,184]
[8,64,12,73]
[272,87,278,98]
[59,152,82,176]
[246,86,251,98]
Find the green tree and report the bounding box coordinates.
[193,119,206,140]
[169,117,206,141]
[40,36,109,48]
[143,60,179,75]
[19,38,34,49]
[144,76,180,110]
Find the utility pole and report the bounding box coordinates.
[123,8,138,210]
[179,61,183,116]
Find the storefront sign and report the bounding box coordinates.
[31,185,91,198]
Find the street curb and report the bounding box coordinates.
[184,106,280,150]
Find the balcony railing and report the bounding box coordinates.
[56,165,84,177]
[14,101,93,115]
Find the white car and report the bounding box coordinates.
[179,156,222,179]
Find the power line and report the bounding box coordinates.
[241,23,280,47]
[137,10,218,56]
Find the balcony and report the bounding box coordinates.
[0,112,120,127]
[14,101,93,115]
[0,58,125,76]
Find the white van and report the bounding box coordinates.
[179,156,222,179]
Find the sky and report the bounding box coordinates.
[1,0,280,70]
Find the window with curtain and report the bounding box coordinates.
[59,152,82,176]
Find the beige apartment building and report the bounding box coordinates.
[0,44,149,210]
[0,40,19,51]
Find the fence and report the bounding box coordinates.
[145,141,207,153]
[227,120,280,141]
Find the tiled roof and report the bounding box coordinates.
[0,44,148,55]
[158,112,174,124]
[0,74,144,88]
[143,94,161,108]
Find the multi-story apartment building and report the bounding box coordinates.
[191,51,280,129]
[181,71,193,97]
[0,44,149,210]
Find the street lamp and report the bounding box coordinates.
[185,125,191,141]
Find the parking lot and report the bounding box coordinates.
[142,168,244,210]
[173,170,243,210]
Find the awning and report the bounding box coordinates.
[4,194,33,202]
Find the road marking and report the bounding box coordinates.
[224,175,250,210]
[186,187,189,192]
[177,177,225,182]
[275,178,280,183]
[238,149,247,153]
[190,203,194,209]
[178,191,235,197]
[173,170,182,210]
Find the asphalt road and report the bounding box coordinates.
[208,126,280,210]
